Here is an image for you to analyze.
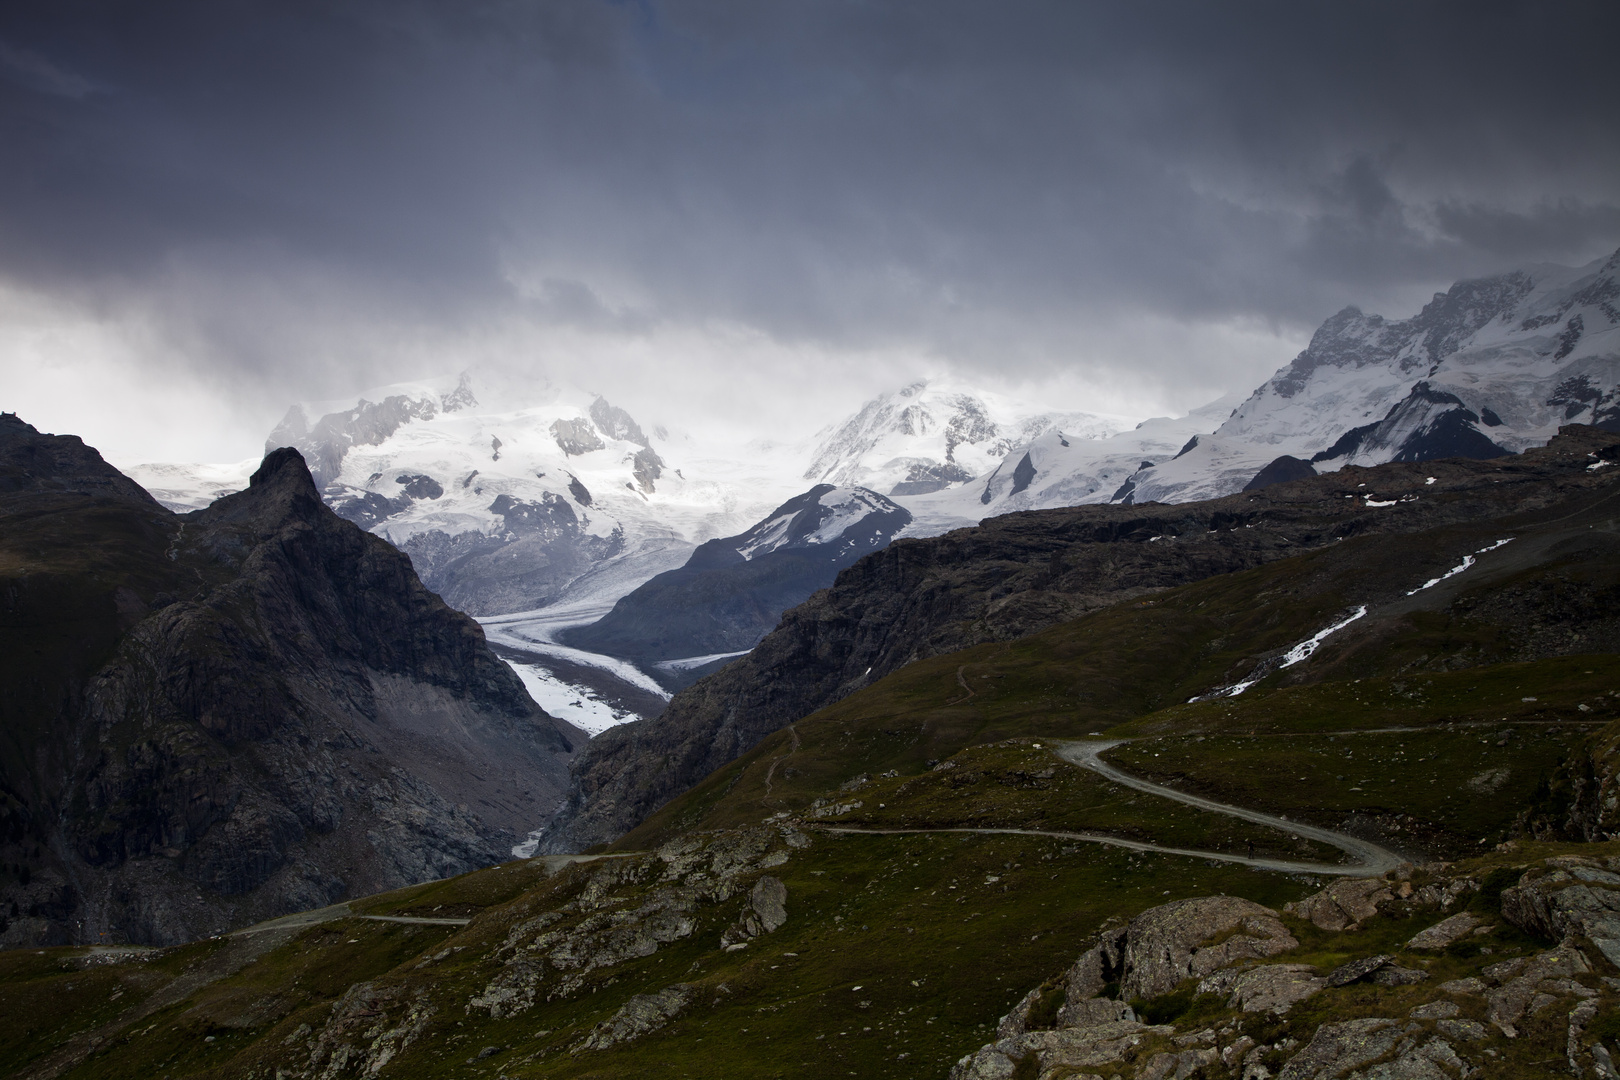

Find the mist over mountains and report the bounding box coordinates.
[108,248,1620,730]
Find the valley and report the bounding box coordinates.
[7,8,1619,1077]
[4,251,1620,1078]
[3,423,1618,1078]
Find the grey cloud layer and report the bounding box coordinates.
[1,0,1617,387]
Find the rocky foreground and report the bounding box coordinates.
[952,852,1620,1079]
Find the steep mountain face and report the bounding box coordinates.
[804,379,1128,498]
[0,415,585,947]
[960,248,1620,516]
[561,485,912,680]
[1122,247,1620,504]
[537,425,1620,852]
[258,373,805,618]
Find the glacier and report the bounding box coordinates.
[114,247,1620,735]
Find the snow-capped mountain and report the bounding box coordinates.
[122,458,261,512]
[111,247,1620,735]
[957,247,1620,513]
[804,379,1131,496]
[260,372,808,617]
[563,484,911,684]
[1130,247,1620,504]
[897,393,1244,528]
[725,484,912,563]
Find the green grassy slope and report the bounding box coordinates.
[4,443,1618,1077]
[5,829,1614,1079]
[615,486,1620,856]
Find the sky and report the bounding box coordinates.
[2,0,1618,465]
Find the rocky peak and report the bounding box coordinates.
[589,396,651,448]
[0,412,164,504]
[251,444,319,490]
[198,445,329,534]
[1409,269,1536,365]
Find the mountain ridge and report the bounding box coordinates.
[0,416,586,947]
[561,484,912,680]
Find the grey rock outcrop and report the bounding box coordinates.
[1067,896,1298,1003]
[1197,963,1325,1014]
[1324,954,1393,987]
[1479,946,1596,1036]
[720,874,787,949]
[1275,1017,1464,1080]
[1405,912,1485,950]
[949,868,1620,1080]
[550,417,605,457]
[573,983,693,1052]
[1284,877,1393,932]
[950,1018,1173,1080]
[277,981,436,1080]
[953,896,1300,1080]
[1500,856,1620,967]
[468,827,798,1019]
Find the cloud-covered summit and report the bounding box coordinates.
[2,1,1617,461]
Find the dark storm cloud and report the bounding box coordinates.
[1,0,1617,388]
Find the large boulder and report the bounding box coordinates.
[1067,896,1298,1003]
[720,875,788,949]
[1284,877,1393,932]
[1197,963,1325,1014]
[1276,1017,1467,1080]
[949,1019,1171,1080]
[1406,912,1484,950]
[1499,856,1620,967]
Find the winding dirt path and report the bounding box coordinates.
[1054,739,1402,875]
[763,724,802,795]
[822,738,1404,878]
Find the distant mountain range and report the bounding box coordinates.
[960,246,1620,514]
[119,248,1620,726]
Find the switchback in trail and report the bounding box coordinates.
[821,737,1405,878]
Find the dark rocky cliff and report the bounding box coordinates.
[0,416,585,947]
[539,426,1620,852]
